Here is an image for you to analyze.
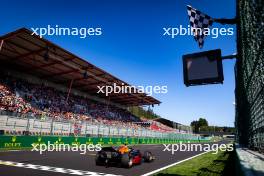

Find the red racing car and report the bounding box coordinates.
[95,146,155,168]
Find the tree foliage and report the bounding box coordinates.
[191,118,235,133]
[190,118,208,133]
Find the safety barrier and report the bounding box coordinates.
[0,135,210,149]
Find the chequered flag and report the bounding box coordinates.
[187,5,213,48]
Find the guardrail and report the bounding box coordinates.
[0,135,209,149]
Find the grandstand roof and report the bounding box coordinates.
[0,28,161,106]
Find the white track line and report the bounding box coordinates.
[0,160,121,176]
[141,151,211,176]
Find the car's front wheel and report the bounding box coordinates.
[95,151,107,166]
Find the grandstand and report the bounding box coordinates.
[0,28,192,139]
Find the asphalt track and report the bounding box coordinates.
[0,141,227,176]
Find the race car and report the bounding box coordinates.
[95,146,155,168]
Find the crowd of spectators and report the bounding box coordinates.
[149,121,175,132]
[0,73,175,131]
[0,74,142,128]
[139,118,176,132]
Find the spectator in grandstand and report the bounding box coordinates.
[0,73,176,132]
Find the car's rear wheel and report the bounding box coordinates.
[143,151,154,162]
[138,157,142,165]
[95,159,102,166]
[121,154,133,168]
[95,155,102,166]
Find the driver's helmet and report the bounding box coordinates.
[118,144,129,154]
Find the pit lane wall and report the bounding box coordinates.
[0,135,211,149]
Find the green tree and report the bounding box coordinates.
[198,118,208,127]
[191,118,209,133]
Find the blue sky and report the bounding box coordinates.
[0,0,236,126]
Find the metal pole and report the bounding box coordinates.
[213,18,238,25]
[97,124,100,137]
[0,40,4,51]
[85,122,87,136]
[50,119,54,135]
[14,121,16,132]
[69,122,72,135]
[26,118,30,132]
[222,54,237,60]
[60,123,63,135]
[66,79,74,103]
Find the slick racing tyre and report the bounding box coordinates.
[121,154,133,168]
[143,151,155,162]
[95,151,107,166]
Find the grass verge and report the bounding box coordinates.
[155,150,236,176]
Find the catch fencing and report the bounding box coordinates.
[236,0,264,151]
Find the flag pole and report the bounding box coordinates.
[213,17,238,25]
